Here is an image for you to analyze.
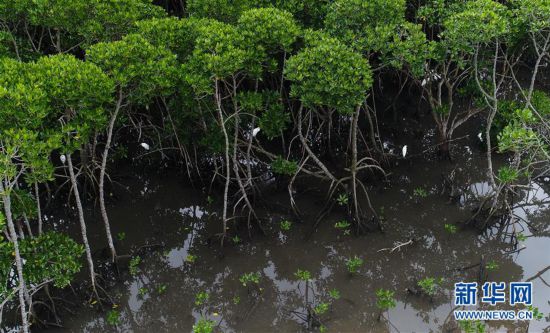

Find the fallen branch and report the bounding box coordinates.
[377,239,415,253]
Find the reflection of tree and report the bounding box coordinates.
[526,265,550,287]
[63,166,547,332]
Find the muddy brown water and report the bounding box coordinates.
[33,140,550,333]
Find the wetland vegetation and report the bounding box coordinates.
[0,0,549,332]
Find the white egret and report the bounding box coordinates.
[477,132,483,142]
[140,142,150,151]
[60,154,66,164]
[252,127,261,138]
[402,145,408,158]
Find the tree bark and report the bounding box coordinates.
[99,91,123,263]
[67,153,99,300]
[0,180,30,333]
[350,106,362,229]
[215,80,230,246]
[35,182,43,235]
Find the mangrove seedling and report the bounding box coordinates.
[526,305,544,321]
[295,269,312,282]
[329,289,341,300]
[186,254,197,263]
[239,272,262,296]
[239,272,261,287]
[280,220,292,231]
[444,224,458,234]
[458,320,485,333]
[413,187,428,203]
[376,289,396,321]
[193,318,215,333]
[346,256,363,274]
[106,309,120,326]
[417,277,443,298]
[117,232,126,241]
[195,291,210,306]
[292,270,339,330]
[294,269,313,326]
[157,284,167,295]
[334,220,351,235]
[336,193,348,206]
[313,302,329,315]
[129,256,141,276]
[232,235,241,244]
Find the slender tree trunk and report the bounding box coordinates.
[485,108,497,189]
[437,126,451,160]
[99,92,123,263]
[67,153,99,300]
[364,103,378,152]
[22,214,33,238]
[35,182,43,235]
[0,180,30,333]
[350,106,362,230]
[215,80,230,246]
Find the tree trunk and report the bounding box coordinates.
[35,182,43,235]
[215,80,230,246]
[66,153,99,300]
[0,180,30,333]
[99,92,123,263]
[437,128,451,160]
[350,106,362,231]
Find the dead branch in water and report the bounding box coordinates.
[377,239,415,253]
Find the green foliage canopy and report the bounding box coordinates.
[285,39,373,114]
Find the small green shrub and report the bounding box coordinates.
[413,187,428,198]
[129,256,141,276]
[444,224,457,234]
[417,277,443,296]
[294,269,311,281]
[336,194,348,206]
[193,318,215,333]
[195,291,209,306]
[239,272,261,287]
[280,220,292,231]
[345,256,363,274]
[376,289,396,311]
[106,309,120,326]
[329,289,340,300]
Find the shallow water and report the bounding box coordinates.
[40,143,550,333]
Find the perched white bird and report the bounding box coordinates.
[60,154,66,164]
[252,127,261,138]
[477,132,483,142]
[402,145,408,158]
[140,142,150,151]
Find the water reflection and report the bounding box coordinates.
[43,157,550,333]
